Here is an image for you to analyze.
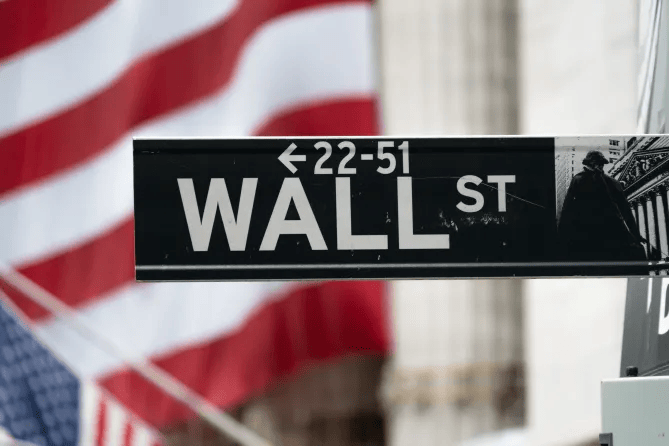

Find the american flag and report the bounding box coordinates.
[0,0,389,439]
[0,296,162,446]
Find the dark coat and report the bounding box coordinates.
[557,166,645,261]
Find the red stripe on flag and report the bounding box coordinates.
[2,98,376,323]
[0,0,113,61]
[96,398,107,446]
[0,0,371,197]
[0,278,49,322]
[123,420,134,446]
[253,97,379,136]
[99,281,390,428]
[10,219,135,321]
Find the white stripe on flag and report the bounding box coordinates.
[131,425,152,446]
[104,398,129,446]
[138,5,376,137]
[0,4,374,267]
[35,282,293,378]
[0,142,133,266]
[78,381,164,446]
[0,0,239,136]
[79,381,101,446]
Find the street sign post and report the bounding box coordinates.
[133,135,666,281]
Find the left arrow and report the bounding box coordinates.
[279,143,307,174]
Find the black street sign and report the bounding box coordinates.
[133,136,668,281]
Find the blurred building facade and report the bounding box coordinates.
[163,356,387,446]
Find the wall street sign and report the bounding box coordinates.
[133,135,668,281]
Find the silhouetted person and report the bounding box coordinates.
[557,150,646,261]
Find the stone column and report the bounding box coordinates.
[663,185,669,238]
[378,0,518,136]
[651,191,662,253]
[638,199,648,243]
[655,190,669,259]
[646,194,657,258]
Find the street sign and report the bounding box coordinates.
[133,136,667,281]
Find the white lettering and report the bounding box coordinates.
[456,175,484,213]
[260,178,327,251]
[659,278,669,335]
[487,175,516,212]
[397,177,449,249]
[177,178,257,252]
[335,178,388,250]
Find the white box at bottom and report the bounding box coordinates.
[601,376,669,445]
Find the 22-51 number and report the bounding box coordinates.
[313,141,409,175]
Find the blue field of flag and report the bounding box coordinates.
[0,300,80,446]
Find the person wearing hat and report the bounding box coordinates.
[557,150,646,261]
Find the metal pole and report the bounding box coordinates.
[0,264,272,446]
